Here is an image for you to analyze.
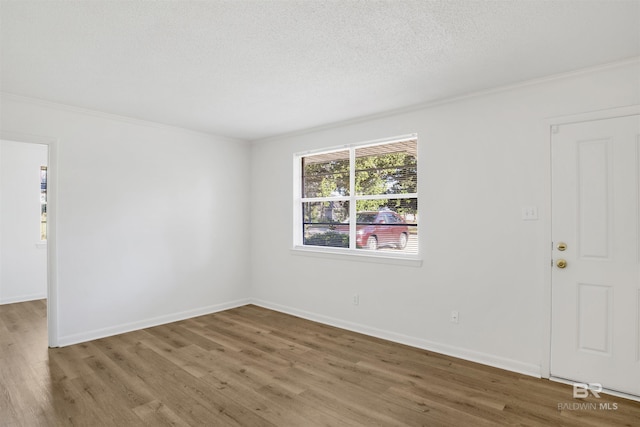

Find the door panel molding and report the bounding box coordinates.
[577,138,612,260]
[577,283,612,355]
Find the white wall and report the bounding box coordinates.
[1,59,638,379]
[0,140,48,304]
[249,61,640,376]
[0,96,252,345]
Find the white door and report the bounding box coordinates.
[551,114,640,396]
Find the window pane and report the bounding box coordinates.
[302,150,350,198]
[40,166,47,241]
[355,140,417,196]
[355,199,418,254]
[303,201,350,248]
[298,136,418,255]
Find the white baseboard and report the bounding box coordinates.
[56,298,251,347]
[56,296,542,379]
[550,377,640,402]
[0,293,47,305]
[251,298,541,379]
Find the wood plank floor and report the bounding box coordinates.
[1,300,638,426]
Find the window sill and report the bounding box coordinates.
[291,245,423,267]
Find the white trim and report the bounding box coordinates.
[294,145,350,158]
[0,130,59,347]
[57,298,250,347]
[545,105,640,127]
[543,105,640,380]
[550,377,640,403]
[301,193,418,204]
[0,141,2,310]
[292,154,303,247]
[301,196,351,203]
[253,57,640,144]
[0,92,245,144]
[349,146,356,249]
[0,293,48,305]
[294,133,418,158]
[354,193,418,201]
[294,134,419,256]
[539,120,554,380]
[252,298,541,378]
[291,246,423,267]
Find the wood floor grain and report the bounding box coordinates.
[1,300,638,426]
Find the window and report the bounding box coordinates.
[295,135,418,255]
[40,166,47,241]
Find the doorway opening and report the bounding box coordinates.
[0,132,58,347]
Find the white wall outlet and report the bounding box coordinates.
[450,310,459,324]
[353,294,359,305]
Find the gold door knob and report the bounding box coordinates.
[557,242,567,251]
[556,259,567,269]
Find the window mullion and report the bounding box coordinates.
[349,147,356,250]
[354,193,418,201]
[301,196,350,203]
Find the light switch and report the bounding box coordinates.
[521,206,538,221]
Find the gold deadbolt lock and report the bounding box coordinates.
[557,242,567,251]
[556,259,567,269]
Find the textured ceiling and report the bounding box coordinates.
[1,0,639,141]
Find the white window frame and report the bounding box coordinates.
[292,134,421,266]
